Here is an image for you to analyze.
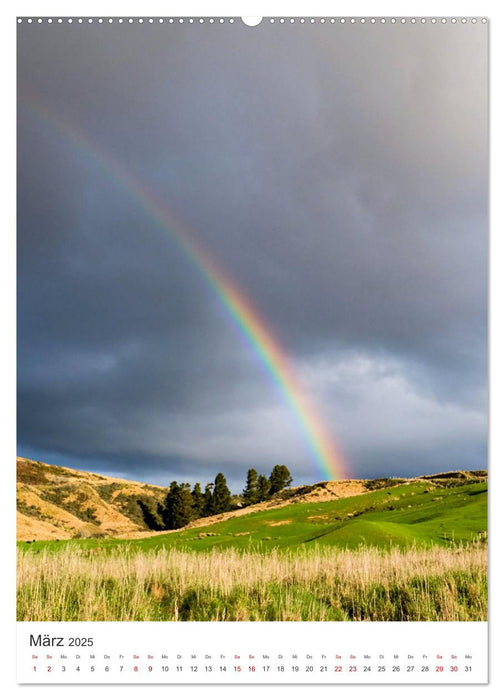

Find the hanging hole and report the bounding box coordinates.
[241,17,262,27]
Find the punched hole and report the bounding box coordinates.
[241,16,262,26]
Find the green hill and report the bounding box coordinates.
[19,472,487,554]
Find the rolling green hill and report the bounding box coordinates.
[19,471,487,553]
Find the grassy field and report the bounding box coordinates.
[17,542,487,622]
[17,478,487,621]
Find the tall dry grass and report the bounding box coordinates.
[17,543,487,622]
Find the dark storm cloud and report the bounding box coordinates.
[17,21,487,486]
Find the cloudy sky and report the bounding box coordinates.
[17,19,488,491]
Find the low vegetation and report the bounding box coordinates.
[17,541,487,622]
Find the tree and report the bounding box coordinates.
[162,481,194,529]
[203,483,214,517]
[212,472,231,514]
[269,465,293,495]
[256,474,271,502]
[137,498,164,531]
[242,468,259,507]
[191,482,205,519]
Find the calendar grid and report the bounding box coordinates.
[17,621,488,684]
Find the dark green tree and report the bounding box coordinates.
[242,468,259,507]
[137,498,164,531]
[191,482,205,519]
[203,483,214,517]
[162,481,194,529]
[212,472,231,514]
[256,474,271,502]
[269,465,293,495]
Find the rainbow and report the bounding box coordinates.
[20,93,350,481]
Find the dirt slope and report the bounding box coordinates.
[16,457,168,541]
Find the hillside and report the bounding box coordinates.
[17,457,370,541]
[17,457,487,549]
[17,457,169,540]
[113,474,487,553]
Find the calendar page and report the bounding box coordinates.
[15,7,489,687]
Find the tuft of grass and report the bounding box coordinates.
[17,541,486,622]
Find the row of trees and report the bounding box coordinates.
[161,473,232,529]
[138,465,293,531]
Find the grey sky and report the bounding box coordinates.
[17,20,488,490]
